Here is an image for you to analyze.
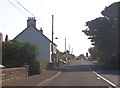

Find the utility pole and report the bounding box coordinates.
[65,38,66,61]
[65,38,66,52]
[52,15,54,68]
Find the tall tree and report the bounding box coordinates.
[82,2,119,68]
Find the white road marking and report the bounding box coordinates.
[97,77,100,80]
[36,71,61,86]
[89,68,118,88]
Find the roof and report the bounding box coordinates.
[13,26,57,46]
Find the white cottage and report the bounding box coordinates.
[14,17,57,66]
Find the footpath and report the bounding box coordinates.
[2,60,71,87]
[2,70,59,86]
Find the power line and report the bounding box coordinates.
[14,0,41,20]
[15,0,35,16]
[8,0,45,26]
[7,0,28,16]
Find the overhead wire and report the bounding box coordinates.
[14,0,35,17]
[14,0,41,21]
[8,0,46,27]
[7,0,28,17]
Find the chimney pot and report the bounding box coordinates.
[40,28,43,34]
[27,17,36,27]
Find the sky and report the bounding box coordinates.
[0,0,119,56]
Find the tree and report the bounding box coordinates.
[2,40,39,67]
[57,50,62,61]
[79,54,86,60]
[82,2,119,68]
[2,40,43,75]
[88,47,101,61]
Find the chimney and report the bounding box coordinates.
[5,35,8,42]
[0,33,3,42]
[27,17,36,27]
[40,28,43,34]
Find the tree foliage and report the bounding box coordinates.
[82,2,119,68]
[28,60,45,75]
[2,40,39,67]
[2,40,45,75]
[79,54,86,60]
[57,49,62,62]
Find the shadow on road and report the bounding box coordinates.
[53,64,120,76]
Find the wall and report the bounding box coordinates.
[50,43,57,63]
[2,67,27,81]
[15,26,50,62]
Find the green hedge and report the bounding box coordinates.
[2,40,46,75]
[28,60,45,75]
[39,60,45,72]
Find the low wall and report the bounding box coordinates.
[2,66,28,81]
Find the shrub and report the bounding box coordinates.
[28,60,45,75]
[2,40,46,75]
[2,40,39,67]
[28,60,40,75]
[39,60,45,72]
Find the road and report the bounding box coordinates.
[40,59,115,87]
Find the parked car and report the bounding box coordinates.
[60,59,66,64]
[0,64,5,68]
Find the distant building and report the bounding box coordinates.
[14,17,57,66]
[0,33,3,42]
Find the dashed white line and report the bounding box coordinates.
[89,68,118,88]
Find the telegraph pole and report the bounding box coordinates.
[52,15,54,68]
[65,38,66,61]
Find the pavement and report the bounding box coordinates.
[2,70,60,86]
[2,60,71,87]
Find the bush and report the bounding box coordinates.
[28,60,40,75]
[39,60,45,73]
[28,60,45,75]
[2,40,39,67]
[2,40,46,75]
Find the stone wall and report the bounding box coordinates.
[2,67,28,81]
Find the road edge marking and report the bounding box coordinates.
[36,71,61,86]
[89,68,118,88]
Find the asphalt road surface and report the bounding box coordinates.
[40,59,115,87]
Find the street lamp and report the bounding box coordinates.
[55,37,58,39]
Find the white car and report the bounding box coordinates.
[0,64,5,68]
[60,59,66,64]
